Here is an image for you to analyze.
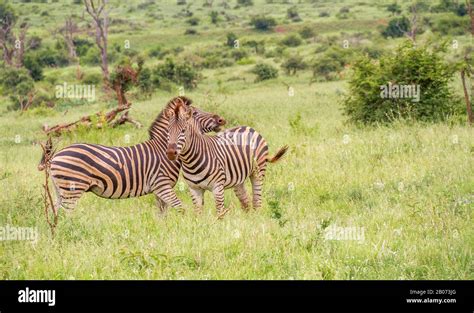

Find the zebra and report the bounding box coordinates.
[38,96,226,213]
[165,101,288,217]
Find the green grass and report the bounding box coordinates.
[0,0,472,280]
[1,81,472,279]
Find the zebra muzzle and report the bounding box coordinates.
[166,144,178,160]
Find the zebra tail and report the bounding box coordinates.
[267,145,288,163]
[38,137,54,171]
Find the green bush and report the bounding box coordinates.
[152,58,201,89]
[251,63,278,82]
[342,41,462,124]
[382,16,410,38]
[250,16,276,31]
[287,6,302,22]
[386,3,401,15]
[280,33,302,47]
[0,65,35,110]
[311,46,353,81]
[432,14,469,35]
[299,26,315,39]
[237,0,253,6]
[73,38,94,57]
[187,17,200,25]
[226,32,238,48]
[23,53,43,81]
[82,72,102,85]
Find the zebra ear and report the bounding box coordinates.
[163,109,173,119]
[185,107,194,120]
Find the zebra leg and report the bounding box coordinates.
[52,178,85,211]
[189,187,205,214]
[250,172,263,210]
[233,183,250,212]
[212,184,229,219]
[153,184,183,212]
[154,195,168,215]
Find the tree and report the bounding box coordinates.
[0,1,16,66]
[84,0,109,82]
[282,55,307,75]
[59,16,79,62]
[0,64,35,111]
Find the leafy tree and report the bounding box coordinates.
[282,55,307,75]
[0,64,35,110]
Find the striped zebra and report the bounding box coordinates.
[38,96,226,213]
[165,101,288,217]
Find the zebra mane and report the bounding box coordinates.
[148,96,193,139]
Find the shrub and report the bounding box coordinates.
[34,47,69,67]
[382,16,410,38]
[226,32,238,48]
[287,6,301,22]
[311,46,352,80]
[210,11,219,24]
[319,11,330,17]
[237,0,253,6]
[245,40,266,54]
[432,14,469,35]
[73,38,94,57]
[187,17,200,25]
[23,54,43,81]
[280,33,302,47]
[184,28,198,35]
[137,67,154,95]
[152,58,201,89]
[250,16,276,31]
[299,26,315,39]
[0,65,35,110]
[342,41,462,124]
[281,55,307,75]
[386,3,401,15]
[251,63,278,82]
[82,72,102,85]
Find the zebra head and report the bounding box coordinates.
[193,107,226,133]
[165,102,193,161]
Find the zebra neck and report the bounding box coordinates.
[180,122,210,165]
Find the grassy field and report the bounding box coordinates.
[0,0,473,279]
